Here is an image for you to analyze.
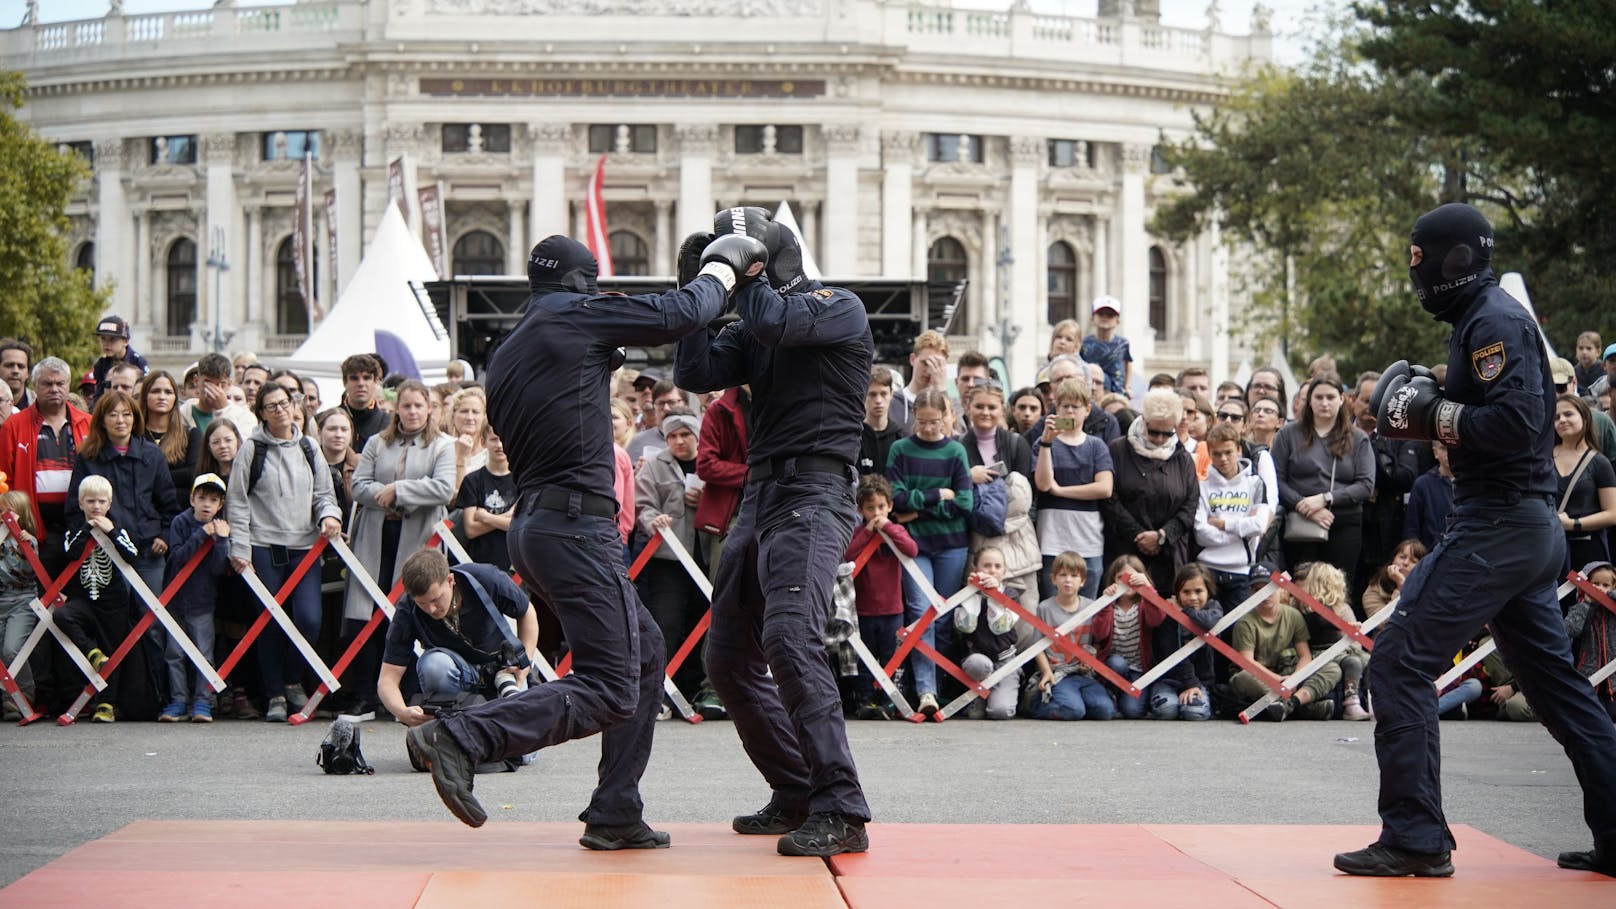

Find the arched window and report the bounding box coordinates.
[609,230,649,276]
[274,236,316,336]
[926,236,969,332]
[1046,241,1078,324]
[166,238,197,337]
[452,230,505,276]
[74,242,95,283]
[1148,246,1168,340]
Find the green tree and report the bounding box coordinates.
[0,71,106,369]
[1355,0,1616,352]
[1153,27,1460,377]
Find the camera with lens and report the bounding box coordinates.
[492,641,531,699]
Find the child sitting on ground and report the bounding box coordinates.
[157,473,233,723]
[1296,561,1369,720]
[1144,563,1225,721]
[1566,560,1616,721]
[1028,552,1113,720]
[844,475,918,719]
[1229,562,1340,721]
[1362,538,1426,620]
[1091,554,1156,718]
[955,546,1025,719]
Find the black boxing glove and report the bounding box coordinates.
[1369,360,1440,415]
[697,234,768,293]
[1376,373,1463,445]
[677,231,715,287]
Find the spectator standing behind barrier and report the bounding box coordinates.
[1574,332,1605,397]
[447,386,489,492]
[455,428,515,573]
[1079,296,1132,395]
[695,384,750,572]
[1048,318,1081,363]
[674,206,876,856]
[54,476,141,722]
[960,383,1032,483]
[633,409,713,712]
[856,370,901,480]
[886,388,975,718]
[0,338,32,413]
[156,473,232,723]
[139,370,201,498]
[315,408,356,518]
[65,389,179,599]
[1100,388,1198,594]
[1245,367,1287,413]
[0,358,91,576]
[0,491,41,714]
[195,418,241,484]
[1035,378,1114,600]
[1271,373,1376,593]
[90,315,148,406]
[1008,386,1044,436]
[342,380,456,715]
[891,330,949,434]
[177,353,257,436]
[1195,422,1273,612]
[1402,442,1452,551]
[338,354,389,457]
[1554,393,1616,571]
[608,399,637,546]
[227,383,343,723]
[845,476,915,720]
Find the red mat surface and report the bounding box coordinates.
[3,820,1611,909]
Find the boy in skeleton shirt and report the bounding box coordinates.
[54,475,141,722]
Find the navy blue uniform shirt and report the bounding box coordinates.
[1438,274,1557,501]
[382,563,530,668]
[484,277,727,502]
[673,280,874,468]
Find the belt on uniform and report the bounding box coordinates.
[749,455,850,483]
[529,487,618,519]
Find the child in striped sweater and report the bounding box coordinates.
[886,389,974,716]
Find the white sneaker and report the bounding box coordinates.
[1342,694,1372,721]
[918,692,940,717]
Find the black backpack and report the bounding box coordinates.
[247,435,320,495]
[317,718,374,775]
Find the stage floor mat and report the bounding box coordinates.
[2,819,1611,908]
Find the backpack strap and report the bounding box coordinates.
[248,436,321,495]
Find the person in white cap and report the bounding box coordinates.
[1079,296,1132,396]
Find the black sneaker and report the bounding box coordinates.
[406,721,486,828]
[1557,848,1616,877]
[1333,842,1453,877]
[1261,699,1290,722]
[778,812,869,857]
[579,820,671,851]
[733,803,810,835]
[854,702,890,721]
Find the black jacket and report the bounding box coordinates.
[66,437,181,555]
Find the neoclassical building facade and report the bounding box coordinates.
[4,0,1270,383]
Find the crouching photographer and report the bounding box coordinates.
[378,549,538,727]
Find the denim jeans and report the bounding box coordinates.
[251,545,323,694]
[1105,654,1147,718]
[1147,677,1212,721]
[0,591,38,694]
[900,547,968,697]
[1028,673,1115,720]
[1437,677,1483,716]
[417,647,483,700]
[163,609,216,706]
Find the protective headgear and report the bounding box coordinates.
[527,235,599,295]
[1409,203,1493,318]
[711,207,806,295]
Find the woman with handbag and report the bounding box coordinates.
[1554,393,1616,572]
[1271,373,1375,594]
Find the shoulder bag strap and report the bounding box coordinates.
[1560,448,1596,513]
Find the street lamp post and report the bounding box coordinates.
[205,226,232,354]
[995,223,1021,383]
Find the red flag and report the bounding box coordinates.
[585,154,614,277]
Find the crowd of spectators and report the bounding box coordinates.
[1,305,1615,727]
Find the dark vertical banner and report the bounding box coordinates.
[418,183,447,278]
[295,152,322,321]
[388,156,409,222]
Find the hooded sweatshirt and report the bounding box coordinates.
[226,424,341,560]
[1193,457,1272,574]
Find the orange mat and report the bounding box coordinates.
[4,820,1612,909]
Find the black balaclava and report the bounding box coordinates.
[711,206,807,295]
[527,235,599,295]
[1409,202,1494,320]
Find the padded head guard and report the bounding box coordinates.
[711,206,806,295]
[527,235,599,296]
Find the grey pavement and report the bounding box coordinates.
[0,713,1593,887]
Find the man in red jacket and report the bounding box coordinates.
[0,356,93,575]
[691,384,750,719]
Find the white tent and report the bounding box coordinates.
[273,205,450,403]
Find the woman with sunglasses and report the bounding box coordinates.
[1100,388,1199,593]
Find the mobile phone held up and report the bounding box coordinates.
[1054,416,1077,432]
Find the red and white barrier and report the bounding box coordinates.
[0,515,102,723]
[1127,577,1290,706]
[1237,598,1393,724]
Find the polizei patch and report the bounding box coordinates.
[1471,341,1505,381]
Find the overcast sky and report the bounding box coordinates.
[5,0,1328,61]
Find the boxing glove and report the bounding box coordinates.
[1368,359,1438,416]
[677,231,715,287]
[1376,373,1463,445]
[696,235,768,292]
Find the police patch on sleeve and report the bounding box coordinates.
[813,288,835,300]
[1471,341,1505,382]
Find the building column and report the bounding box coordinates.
[329,129,362,294]
[1182,241,1202,360]
[978,209,999,344]
[1007,136,1042,384]
[240,204,262,352]
[1209,220,1231,383]
[202,132,246,346]
[1092,214,1109,301]
[675,124,717,237]
[882,131,918,278]
[653,199,672,274]
[506,198,526,274]
[93,139,133,330]
[133,208,151,336]
[802,200,820,273]
[823,124,860,276]
[1117,143,1154,359]
[528,124,570,243]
